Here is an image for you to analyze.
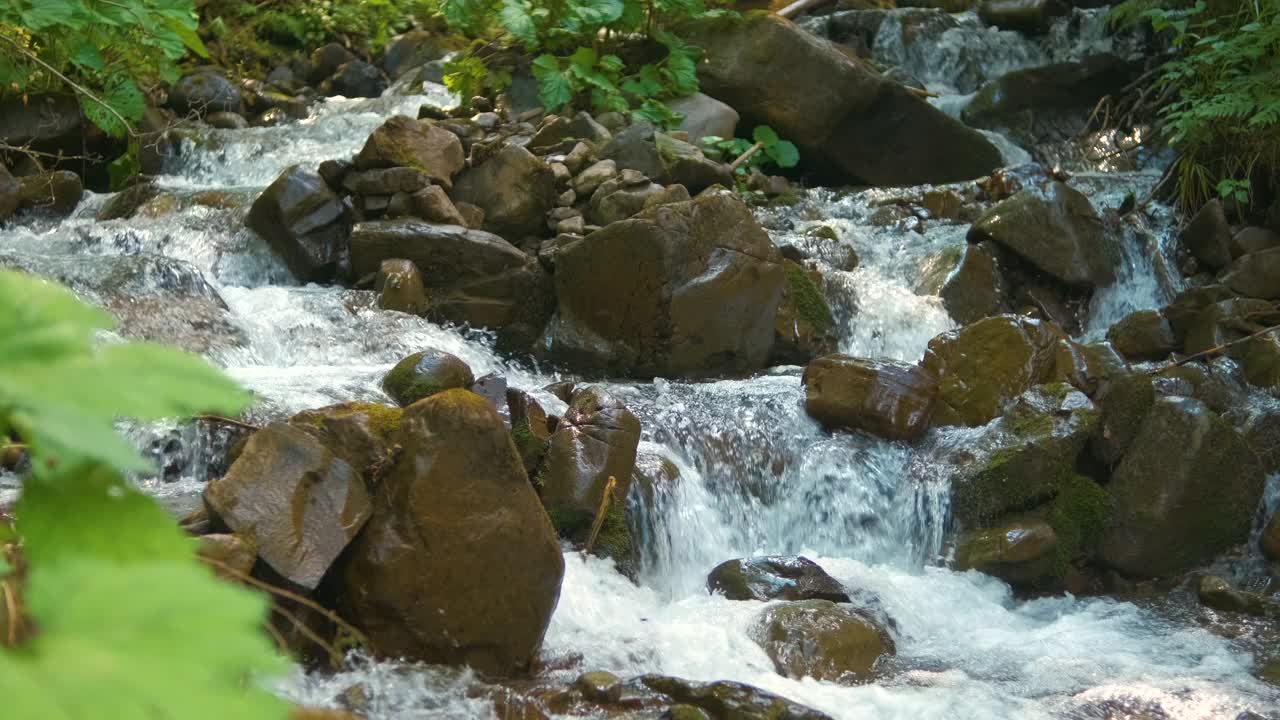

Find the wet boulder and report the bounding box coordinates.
[802,355,938,441]
[707,556,850,602]
[204,422,372,590]
[288,401,403,475]
[247,165,349,282]
[355,115,466,188]
[539,386,641,566]
[968,182,1114,289]
[922,315,1065,427]
[451,144,556,240]
[545,190,785,378]
[1223,247,1280,300]
[330,60,388,98]
[1182,199,1234,269]
[338,390,564,674]
[1100,396,1265,578]
[382,349,474,406]
[170,69,242,116]
[349,219,552,348]
[668,92,740,144]
[689,13,1001,186]
[382,31,444,80]
[97,180,161,221]
[772,261,838,365]
[978,0,1067,34]
[752,600,895,683]
[1090,371,1156,465]
[1197,575,1280,618]
[955,518,1059,588]
[917,243,1008,325]
[375,258,429,314]
[17,170,83,216]
[950,385,1099,527]
[637,676,834,720]
[1106,310,1176,361]
[962,55,1135,142]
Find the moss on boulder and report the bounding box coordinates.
[381,349,474,406]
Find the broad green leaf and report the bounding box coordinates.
[0,270,113,366]
[661,48,699,97]
[768,140,800,168]
[532,54,573,111]
[499,0,538,47]
[753,125,780,146]
[571,0,624,26]
[16,466,195,567]
[0,557,9,575]
[0,558,288,720]
[81,75,144,138]
[164,17,210,59]
[10,404,151,472]
[14,0,79,29]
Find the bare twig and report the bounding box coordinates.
[729,142,763,172]
[583,476,618,556]
[271,604,343,667]
[2,580,17,647]
[0,34,136,137]
[200,556,369,648]
[1152,322,1280,374]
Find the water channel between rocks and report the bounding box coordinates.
[1,8,1277,720]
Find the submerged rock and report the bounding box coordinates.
[637,675,834,720]
[690,13,1001,186]
[802,355,938,441]
[707,556,849,602]
[546,190,785,377]
[968,182,1113,289]
[1100,396,1265,578]
[338,390,564,674]
[247,165,348,282]
[204,422,372,590]
[752,600,895,683]
[381,349,474,406]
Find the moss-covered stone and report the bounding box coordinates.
[1089,372,1155,465]
[1046,475,1110,572]
[784,261,834,331]
[751,600,895,682]
[955,518,1059,588]
[381,349,474,407]
[951,385,1098,528]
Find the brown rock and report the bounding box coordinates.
[196,533,257,581]
[338,390,564,674]
[802,355,937,441]
[752,600,894,682]
[409,185,466,225]
[451,144,556,240]
[376,258,429,314]
[204,422,372,590]
[707,556,849,602]
[1182,199,1233,269]
[355,115,465,188]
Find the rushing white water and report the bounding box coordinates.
[2,28,1277,720]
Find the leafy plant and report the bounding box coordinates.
[439,0,737,124]
[0,269,287,719]
[1110,0,1280,210]
[702,125,800,175]
[0,0,209,138]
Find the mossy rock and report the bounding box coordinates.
[381,349,474,407]
[751,599,895,683]
[547,498,635,575]
[774,261,839,365]
[955,518,1059,589]
[783,261,834,332]
[951,384,1098,528]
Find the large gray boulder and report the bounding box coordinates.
[544,190,785,377]
[689,14,1001,186]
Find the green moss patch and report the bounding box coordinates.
[784,262,834,332]
[1046,474,1111,573]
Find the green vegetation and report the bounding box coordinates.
[0,0,207,137]
[702,125,801,174]
[438,0,738,124]
[1046,474,1111,572]
[0,269,286,718]
[1111,0,1280,210]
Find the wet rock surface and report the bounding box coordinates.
[708,556,850,602]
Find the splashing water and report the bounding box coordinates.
[1,62,1276,719]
